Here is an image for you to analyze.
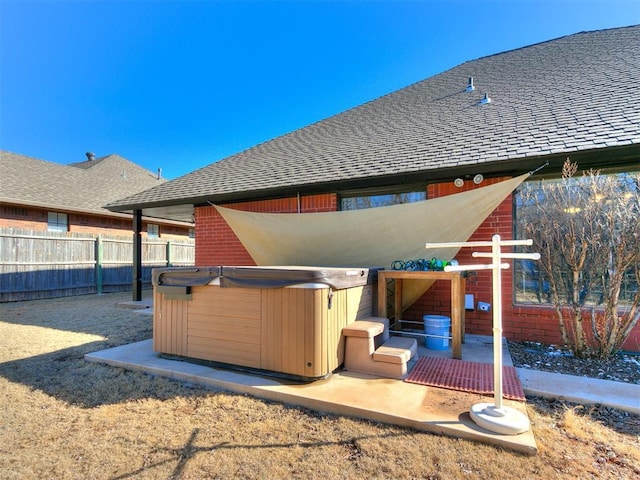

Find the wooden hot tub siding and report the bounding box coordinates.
[153,283,374,379]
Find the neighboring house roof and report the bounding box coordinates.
[0,151,186,223]
[108,26,640,222]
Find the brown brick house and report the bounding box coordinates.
[0,151,195,301]
[106,26,640,350]
[1,151,193,238]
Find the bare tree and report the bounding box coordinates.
[516,159,640,358]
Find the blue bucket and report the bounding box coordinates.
[423,315,451,350]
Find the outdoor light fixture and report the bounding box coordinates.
[454,178,464,188]
[473,174,484,184]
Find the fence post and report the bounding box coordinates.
[95,235,103,294]
[166,240,173,267]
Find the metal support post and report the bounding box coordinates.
[132,210,142,302]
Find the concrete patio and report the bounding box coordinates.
[86,334,538,455]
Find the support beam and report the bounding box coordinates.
[132,210,142,301]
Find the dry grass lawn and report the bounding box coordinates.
[1,292,639,479]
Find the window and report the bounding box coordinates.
[513,170,639,305]
[47,212,68,232]
[147,224,160,238]
[188,228,195,239]
[340,187,426,211]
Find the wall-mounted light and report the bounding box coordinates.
[473,174,484,184]
[454,178,464,188]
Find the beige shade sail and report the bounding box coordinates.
[215,173,529,309]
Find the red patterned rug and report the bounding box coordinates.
[405,356,526,402]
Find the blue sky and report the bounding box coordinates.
[1,0,638,180]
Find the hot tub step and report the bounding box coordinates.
[373,336,417,365]
[343,317,416,379]
[342,320,384,338]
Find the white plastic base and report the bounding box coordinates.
[470,402,530,435]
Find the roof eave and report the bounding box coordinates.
[1,198,193,227]
[105,144,640,214]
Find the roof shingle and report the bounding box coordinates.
[0,151,165,216]
[106,26,640,213]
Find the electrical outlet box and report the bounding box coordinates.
[477,301,491,312]
[465,294,474,310]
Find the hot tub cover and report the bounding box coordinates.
[219,266,378,290]
[152,266,221,287]
[152,266,378,290]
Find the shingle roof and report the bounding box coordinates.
[108,26,640,216]
[0,151,166,216]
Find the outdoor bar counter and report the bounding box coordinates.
[152,266,378,380]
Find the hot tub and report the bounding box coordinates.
[152,266,378,380]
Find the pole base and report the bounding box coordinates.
[470,402,530,435]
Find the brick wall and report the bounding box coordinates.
[0,205,49,231]
[195,194,337,265]
[195,204,254,265]
[405,178,520,336]
[1,205,191,240]
[407,179,640,351]
[193,184,640,352]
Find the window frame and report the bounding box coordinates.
[512,168,640,306]
[339,184,427,211]
[147,224,160,238]
[47,211,68,233]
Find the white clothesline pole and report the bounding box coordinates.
[444,263,510,272]
[491,235,505,409]
[425,239,533,249]
[425,235,540,435]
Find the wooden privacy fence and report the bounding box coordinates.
[0,228,195,302]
